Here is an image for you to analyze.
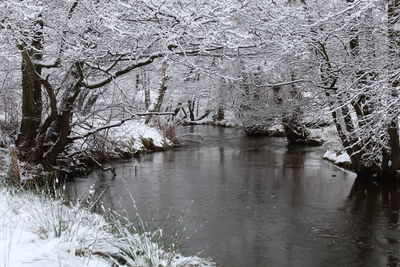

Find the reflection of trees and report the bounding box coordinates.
[64,170,115,214]
[347,178,400,266]
[281,145,307,208]
[348,178,400,225]
[91,171,115,213]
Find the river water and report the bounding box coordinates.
[67,126,400,267]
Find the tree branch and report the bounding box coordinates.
[68,112,174,141]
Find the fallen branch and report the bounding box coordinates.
[81,150,116,176]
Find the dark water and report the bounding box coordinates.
[67,126,400,267]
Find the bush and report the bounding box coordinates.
[153,119,181,145]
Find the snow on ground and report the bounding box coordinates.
[72,119,170,155]
[309,126,354,170]
[110,120,170,150]
[323,150,351,165]
[308,125,340,147]
[0,187,112,267]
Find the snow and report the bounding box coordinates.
[308,126,339,145]
[0,184,215,267]
[323,149,351,164]
[308,126,354,170]
[0,188,111,267]
[72,119,171,156]
[110,120,169,150]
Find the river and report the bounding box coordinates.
[67,126,400,267]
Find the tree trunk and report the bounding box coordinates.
[145,62,168,124]
[143,72,151,110]
[187,100,195,121]
[16,19,44,150]
[17,59,42,148]
[216,106,224,121]
[42,63,83,167]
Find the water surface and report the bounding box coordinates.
[67,126,400,267]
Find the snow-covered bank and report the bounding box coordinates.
[0,185,215,267]
[309,125,353,170]
[0,126,215,267]
[0,187,111,267]
[178,109,242,128]
[308,126,353,171]
[323,150,353,171]
[1,120,175,178]
[60,120,175,176]
[72,120,172,156]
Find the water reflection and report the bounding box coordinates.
[348,178,400,225]
[66,126,400,267]
[343,179,400,267]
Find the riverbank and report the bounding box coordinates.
[0,149,215,267]
[322,150,353,171]
[0,186,215,267]
[309,126,354,172]
[178,121,354,171]
[0,121,216,267]
[58,120,177,177]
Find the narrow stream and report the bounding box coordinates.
[67,126,400,267]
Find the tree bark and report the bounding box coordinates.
[145,62,168,124]
[16,18,44,149]
[216,106,224,121]
[187,100,195,121]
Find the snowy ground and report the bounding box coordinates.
[322,149,352,170]
[323,150,351,165]
[309,126,353,170]
[71,119,171,155]
[0,187,112,267]
[0,185,215,267]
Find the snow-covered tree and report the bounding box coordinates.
[0,0,252,168]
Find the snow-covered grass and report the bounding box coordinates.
[110,214,214,267]
[0,186,111,267]
[0,183,216,267]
